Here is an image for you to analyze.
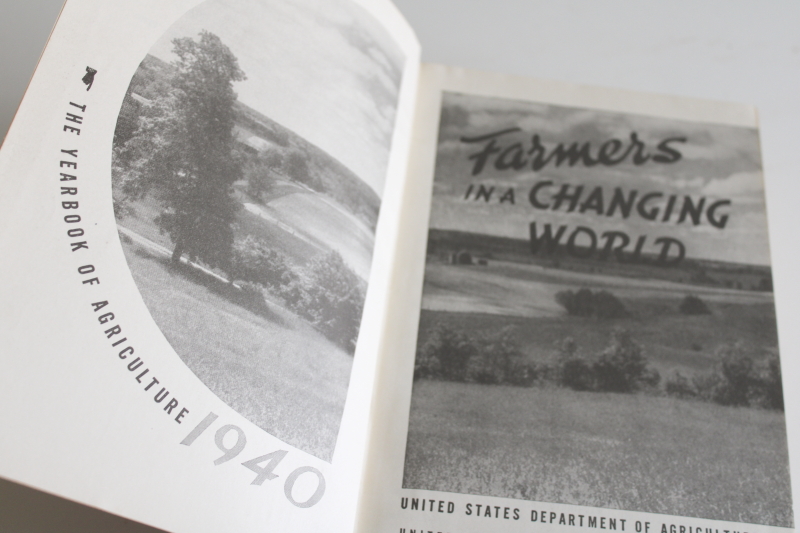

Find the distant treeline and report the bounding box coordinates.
[233,101,380,231]
[414,323,783,411]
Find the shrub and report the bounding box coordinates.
[555,288,594,317]
[665,371,697,399]
[238,280,262,296]
[692,372,726,403]
[231,235,293,289]
[465,353,503,384]
[284,150,323,191]
[554,336,594,390]
[639,367,662,389]
[243,149,282,202]
[465,327,531,386]
[554,336,578,359]
[560,357,595,391]
[555,289,628,319]
[593,291,629,319]
[593,328,653,392]
[679,295,711,315]
[252,250,365,353]
[756,355,784,411]
[714,342,756,406]
[416,323,475,381]
[416,325,536,386]
[237,281,268,313]
[505,361,539,387]
[686,344,785,410]
[290,251,365,352]
[554,331,660,394]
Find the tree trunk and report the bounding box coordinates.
[171,240,184,264]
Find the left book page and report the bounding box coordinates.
[0,1,419,532]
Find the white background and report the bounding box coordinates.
[1,0,799,531]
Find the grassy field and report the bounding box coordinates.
[422,260,776,317]
[239,183,374,281]
[121,241,352,461]
[268,191,374,280]
[121,192,324,269]
[403,380,792,526]
[113,175,375,461]
[418,259,779,378]
[121,183,374,281]
[418,300,777,378]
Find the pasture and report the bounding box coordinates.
[403,380,792,527]
[112,173,376,461]
[122,180,373,280]
[422,260,776,317]
[242,184,374,280]
[418,259,779,377]
[120,240,352,461]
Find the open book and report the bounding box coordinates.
[0,1,792,532]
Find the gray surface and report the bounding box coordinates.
[0,0,65,143]
[1,0,798,531]
[393,0,800,192]
[0,477,165,533]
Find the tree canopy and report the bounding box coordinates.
[115,30,246,269]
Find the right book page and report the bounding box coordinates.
[359,64,792,533]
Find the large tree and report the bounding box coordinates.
[118,31,246,268]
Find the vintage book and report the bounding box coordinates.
[0,1,791,533]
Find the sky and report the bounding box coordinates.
[148,0,404,196]
[431,92,770,266]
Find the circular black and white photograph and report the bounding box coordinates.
[111,0,405,462]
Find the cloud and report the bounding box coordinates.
[647,174,707,190]
[701,171,765,197]
[149,0,405,195]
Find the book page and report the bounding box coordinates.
[0,1,419,532]
[361,64,792,533]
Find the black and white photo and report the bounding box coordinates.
[111,0,405,461]
[402,91,791,526]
